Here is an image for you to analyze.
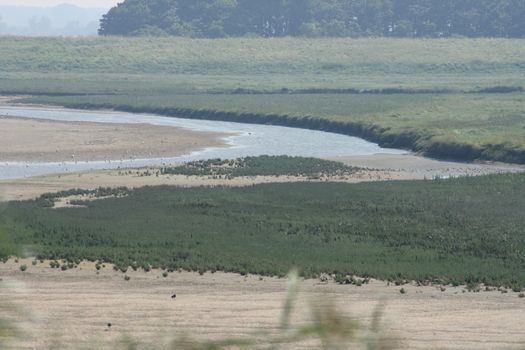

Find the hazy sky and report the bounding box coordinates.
[0,0,120,8]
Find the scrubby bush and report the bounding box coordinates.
[334,273,348,285]
[466,282,481,293]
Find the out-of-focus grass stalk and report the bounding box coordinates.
[280,268,299,331]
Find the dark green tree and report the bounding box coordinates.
[98,0,525,38]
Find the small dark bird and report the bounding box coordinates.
[107,323,112,328]
[171,294,177,299]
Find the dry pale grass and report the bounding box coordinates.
[1,259,524,350]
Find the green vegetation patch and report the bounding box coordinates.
[4,173,525,288]
[161,156,358,178]
[0,201,18,259]
[0,230,16,260]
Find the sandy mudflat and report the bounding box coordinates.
[0,116,229,162]
[1,154,524,202]
[0,168,401,202]
[0,259,524,350]
[330,154,525,179]
[0,96,23,104]
[0,155,525,201]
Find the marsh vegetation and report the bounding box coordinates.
[3,167,525,289]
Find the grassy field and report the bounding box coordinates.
[1,37,524,92]
[0,37,523,163]
[3,168,525,289]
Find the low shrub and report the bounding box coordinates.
[466,282,481,293]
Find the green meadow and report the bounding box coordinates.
[0,37,524,91]
[0,37,523,162]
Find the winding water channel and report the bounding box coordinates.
[0,105,407,180]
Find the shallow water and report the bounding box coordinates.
[0,106,405,179]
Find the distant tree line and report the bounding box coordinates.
[99,0,525,38]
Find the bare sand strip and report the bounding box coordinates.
[0,96,23,105]
[0,116,230,163]
[2,156,523,202]
[0,259,524,350]
[0,168,401,202]
[330,154,525,179]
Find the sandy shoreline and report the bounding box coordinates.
[0,169,400,202]
[2,155,523,202]
[0,100,523,201]
[330,154,525,178]
[1,259,524,349]
[0,116,230,163]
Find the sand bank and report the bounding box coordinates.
[0,116,230,163]
[0,167,405,202]
[2,153,524,202]
[330,153,525,179]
